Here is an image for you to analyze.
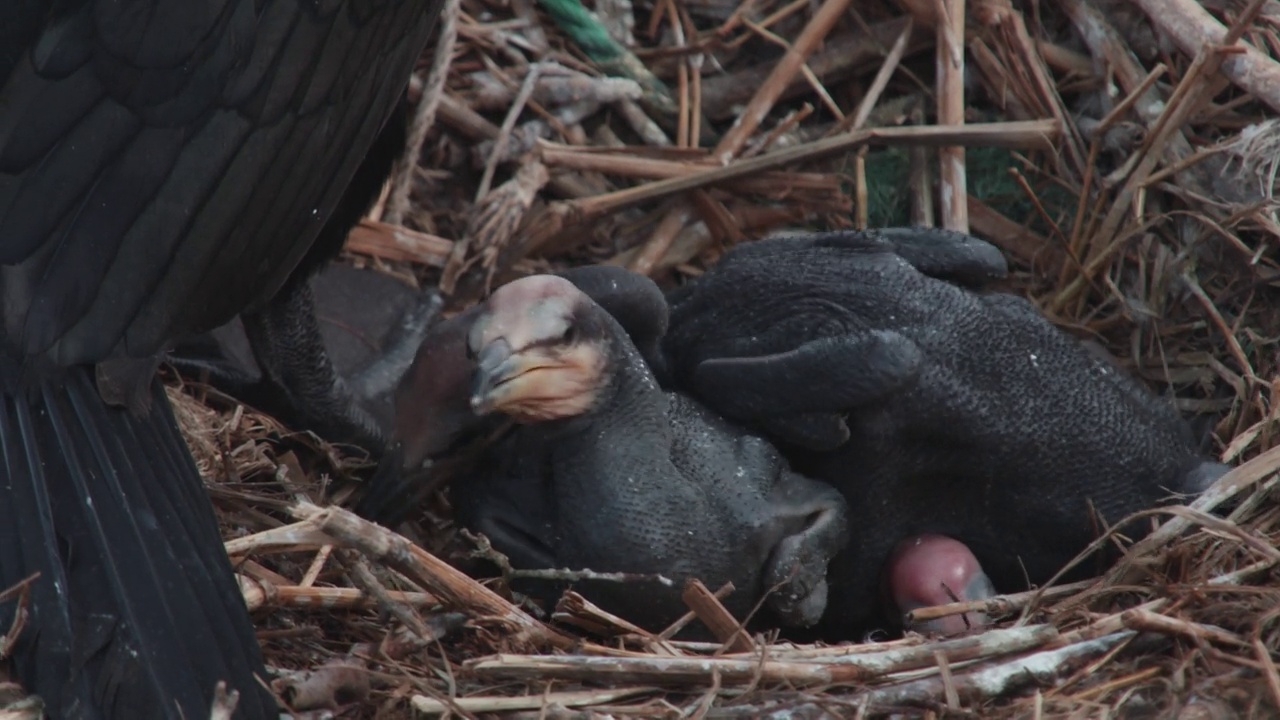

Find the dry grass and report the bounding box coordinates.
[168,0,1280,716]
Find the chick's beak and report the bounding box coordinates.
[470,338,520,415]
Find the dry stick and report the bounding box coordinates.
[467,652,868,686]
[658,582,736,640]
[1050,44,1243,314]
[934,650,959,710]
[904,579,1094,626]
[1060,62,1166,283]
[628,203,693,276]
[681,579,755,653]
[468,624,1059,686]
[744,104,815,159]
[742,19,845,121]
[714,0,853,163]
[1182,270,1262,386]
[410,687,658,715]
[680,3,703,149]
[225,522,337,556]
[910,105,935,227]
[536,147,838,188]
[521,120,1056,261]
[553,591,680,654]
[299,545,332,588]
[336,548,435,639]
[966,196,1058,270]
[438,93,502,141]
[1209,557,1280,585]
[285,501,575,651]
[827,17,915,137]
[700,18,928,121]
[1253,638,1280,712]
[633,0,853,274]
[934,0,968,232]
[1121,608,1249,648]
[1001,7,1089,179]
[854,150,869,228]
[851,632,1135,708]
[239,578,435,613]
[476,64,546,202]
[541,121,1056,218]
[1110,444,1280,584]
[666,0,689,147]
[345,218,454,267]
[1078,666,1165,700]
[1130,0,1280,115]
[384,0,461,225]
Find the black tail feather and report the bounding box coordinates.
[0,367,277,719]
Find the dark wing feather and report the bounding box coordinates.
[1,0,441,369]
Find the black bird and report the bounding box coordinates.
[356,265,670,527]
[371,271,851,631]
[658,228,1227,637]
[1,1,442,716]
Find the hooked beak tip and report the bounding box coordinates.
[470,338,514,415]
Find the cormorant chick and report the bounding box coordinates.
[443,273,852,632]
[658,228,1227,637]
[356,265,671,526]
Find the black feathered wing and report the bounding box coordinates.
[1,0,441,368]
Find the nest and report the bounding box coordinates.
[170,0,1280,716]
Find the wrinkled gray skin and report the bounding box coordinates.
[659,228,1228,638]
[450,277,851,633]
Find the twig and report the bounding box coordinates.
[410,687,656,714]
[1121,608,1249,648]
[1111,444,1280,578]
[477,64,546,201]
[1129,0,1280,115]
[713,0,853,162]
[336,549,433,640]
[682,579,755,653]
[904,579,1094,626]
[286,501,574,651]
[467,624,1061,686]
[935,0,968,232]
[238,576,436,613]
[658,582,736,640]
[699,19,929,121]
[541,120,1057,222]
[384,0,461,225]
[344,219,454,267]
[465,527,674,585]
[828,17,914,136]
[225,522,337,555]
[553,591,678,649]
[851,632,1136,708]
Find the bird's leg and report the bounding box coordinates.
[240,278,394,454]
[348,291,443,401]
[760,478,851,628]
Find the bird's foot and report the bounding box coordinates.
[761,481,851,627]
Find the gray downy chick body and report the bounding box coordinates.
[451,274,851,633]
[659,229,1227,638]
